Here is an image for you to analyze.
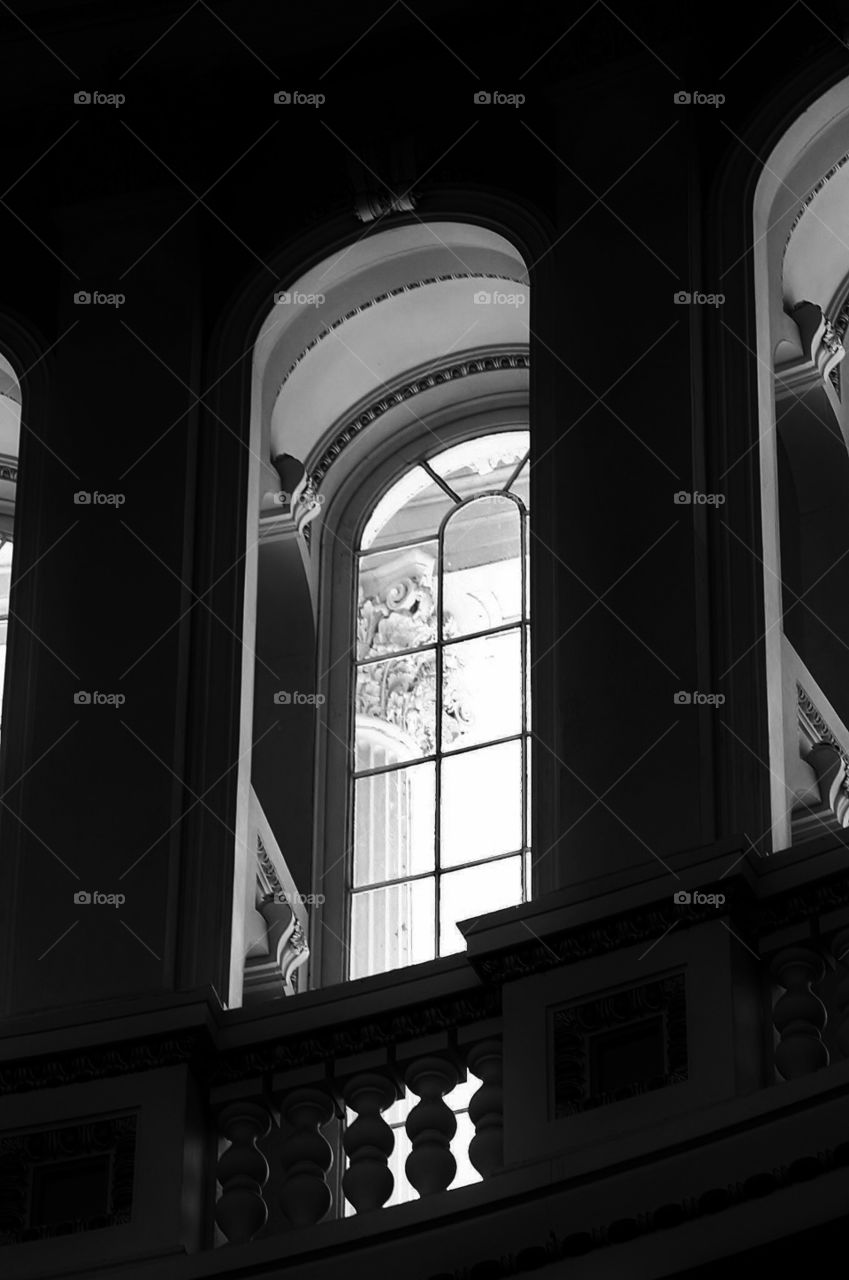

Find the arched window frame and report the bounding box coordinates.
[751,73,849,852]
[219,205,559,1007]
[312,393,530,989]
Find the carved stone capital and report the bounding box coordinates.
[776,301,845,397]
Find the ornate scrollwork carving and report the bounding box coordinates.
[247,835,310,1000]
[797,683,849,826]
[356,550,472,752]
[779,301,846,396]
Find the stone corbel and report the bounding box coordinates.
[776,301,845,399]
[243,825,311,1002]
[260,452,324,539]
[243,896,309,1001]
[797,683,849,830]
[806,743,849,827]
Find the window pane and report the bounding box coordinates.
[439,855,523,954]
[429,432,529,500]
[442,629,522,751]
[525,736,532,847]
[355,650,437,765]
[353,761,435,887]
[350,877,435,978]
[358,543,439,659]
[442,496,522,639]
[362,466,456,551]
[440,740,523,866]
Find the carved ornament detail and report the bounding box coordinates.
[356,550,472,753]
[797,683,849,826]
[551,974,687,1119]
[0,1114,136,1245]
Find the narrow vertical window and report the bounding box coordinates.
[351,431,530,978]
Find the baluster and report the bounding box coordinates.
[277,1085,335,1226]
[466,1039,503,1179]
[341,1071,397,1212]
[770,944,829,1080]
[214,1100,272,1244]
[829,928,849,1059]
[404,1054,458,1196]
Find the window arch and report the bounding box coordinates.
[350,430,531,979]
[753,74,849,849]
[243,220,532,997]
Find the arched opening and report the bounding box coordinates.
[240,220,531,999]
[754,76,849,848]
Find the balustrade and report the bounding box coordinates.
[214,1099,273,1245]
[770,944,829,1080]
[465,1038,504,1179]
[274,1081,336,1228]
[340,1070,398,1212]
[402,1053,460,1197]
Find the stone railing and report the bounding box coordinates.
[210,995,503,1243]
[10,832,849,1276]
[764,926,849,1082]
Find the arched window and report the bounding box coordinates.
[351,431,530,979]
[753,76,849,848]
[241,220,532,999]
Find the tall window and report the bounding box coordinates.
[350,430,530,979]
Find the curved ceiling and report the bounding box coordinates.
[783,154,849,312]
[253,222,530,469]
[760,76,849,316]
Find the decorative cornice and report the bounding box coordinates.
[757,863,849,936]
[833,293,849,343]
[209,985,500,1086]
[257,833,290,905]
[797,683,848,765]
[275,274,527,399]
[472,889,743,985]
[0,1034,201,1097]
[308,350,530,494]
